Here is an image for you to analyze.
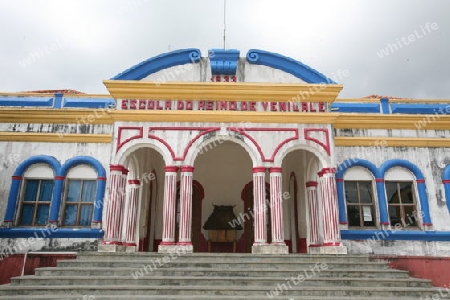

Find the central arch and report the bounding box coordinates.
[192,139,254,252]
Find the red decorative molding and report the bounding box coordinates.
[148,127,221,161]
[252,167,266,173]
[227,127,299,162]
[443,180,450,184]
[380,221,390,225]
[304,128,330,156]
[423,223,433,226]
[11,176,22,180]
[376,178,385,182]
[323,242,340,246]
[55,176,65,180]
[180,166,195,173]
[116,126,144,153]
[128,179,141,185]
[416,179,426,183]
[306,181,318,187]
[164,166,178,173]
[318,168,336,177]
[98,176,106,181]
[269,167,282,173]
[336,178,344,182]
[340,221,348,225]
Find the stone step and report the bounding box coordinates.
[10,275,432,288]
[78,252,372,263]
[0,295,432,300]
[35,266,411,278]
[0,285,439,297]
[56,259,390,270]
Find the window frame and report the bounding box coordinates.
[344,180,378,229]
[61,178,97,227]
[16,178,54,227]
[385,180,420,229]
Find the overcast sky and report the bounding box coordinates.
[0,0,449,99]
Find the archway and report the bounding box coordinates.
[120,146,165,252]
[281,148,322,253]
[193,140,253,252]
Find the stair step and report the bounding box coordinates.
[10,275,432,288]
[35,266,410,278]
[0,285,440,297]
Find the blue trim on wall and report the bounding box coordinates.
[331,102,380,113]
[53,93,63,108]
[341,230,450,242]
[391,103,450,115]
[5,155,106,233]
[442,165,450,213]
[246,49,335,84]
[112,48,201,80]
[4,156,61,222]
[379,159,425,180]
[380,98,390,114]
[379,159,431,225]
[336,159,379,225]
[0,228,104,239]
[49,156,106,223]
[63,97,115,109]
[208,49,240,75]
[0,97,53,107]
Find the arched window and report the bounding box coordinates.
[384,167,419,228]
[17,164,55,226]
[343,166,377,228]
[61,165,97,227]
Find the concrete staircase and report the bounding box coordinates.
[0,252,441,299]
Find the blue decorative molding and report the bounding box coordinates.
[50,156,107,223]
[112,48,201,80]
[53,93,63,108]
[4,156,61,223]
[341,230,450,242]
[4,155,106,227]
[0,96,53,107]
[208,49,240,75]
[0,228,104,239]
[246,49,335,84]
[331,102,380,113]
[380,98,390,114]
[63,97,115,109]
[442,165,450,213]
[336,159,379,224]
[379,159,431,225]
[391,103,450,115]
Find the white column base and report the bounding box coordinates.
[98,243,123,252]
[309,245,347,255]
[124,245,137,252]
[252,244,289,254]
[158,244,193,254]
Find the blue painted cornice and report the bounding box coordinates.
[246,49,335,84]
[112,48,201,80]
[208,49,240,75]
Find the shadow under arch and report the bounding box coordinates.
[274,142,331,169]
[115,141,171,167]
[185,134,260,167]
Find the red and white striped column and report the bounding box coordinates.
[124,180,140,247]
[178,166,194,245]
[269,167,285,245]
[306,181,321,246]
[102,165,128,245]
[318,168,341,246]
[253,167,267,245]
[160,166,178,245]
